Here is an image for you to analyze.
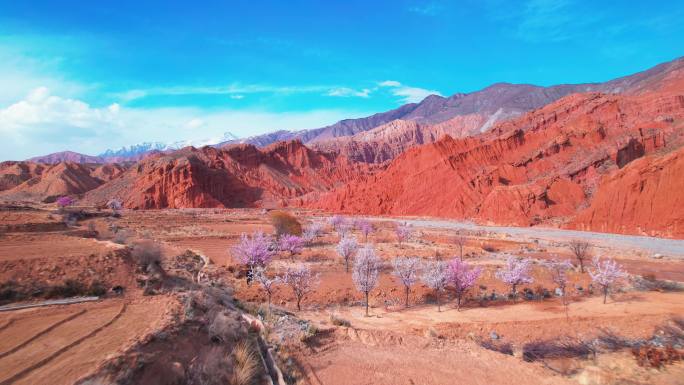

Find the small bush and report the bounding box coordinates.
[329,314,351,327]
[522,338,595,362]
[46,279,86,298]
[87,281,107,296]
[269,211,302,236]
[482,244,498,253]
[112,229,129,244]
[130,239,163,269]
[479,339,514,355]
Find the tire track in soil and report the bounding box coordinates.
[0,310,87,359]
[0,303,127,385]
[0,318,14,332]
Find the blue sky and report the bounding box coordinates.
[1,0,683,160]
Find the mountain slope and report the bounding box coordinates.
[307,86,684,237]
[82,141,370,209]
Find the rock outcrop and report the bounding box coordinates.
[571,147,684,238]
[82,140,370,209]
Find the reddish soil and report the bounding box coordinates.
[1,207,683,385]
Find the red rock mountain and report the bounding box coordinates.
[81,141,369,209]
[28,151,105,164]
[0,162,105,202]
[308,87,684,237]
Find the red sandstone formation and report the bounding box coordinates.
[0,162,104,202]
[308,88,684,237]
[81,140,370,209]
[571,147,684,238]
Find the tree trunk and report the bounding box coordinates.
[512,284,517,302]
[405,286,410,308]
[603,286,608,304]
[365,291,369,316]
[345,258,349,273]
[437,291,441,312]
[578,258,584,273]
[297,296,302,311]
[460,245,463,261]
[456,292,462,311]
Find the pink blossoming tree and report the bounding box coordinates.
[543,258,573,304]
[329,215,346,231]
[589,256,627,304]
[395,223,412,246]
[422,261,449,311]
[336,235,359,272]
[302,222,324,245]
[279,234,304,257]
[56,196,75,210]
[352,245,381,316]
[253,267,280,310]
[392,257,422,308]
[232,231,275,278]
[354,219,374,242]
[495,256,534,300]
[283,264,319,311]
[447,258,482,310]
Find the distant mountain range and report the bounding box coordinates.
[5,56,684,238]
[26,56,684,164]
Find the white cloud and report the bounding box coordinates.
[229,94,245,99]
[378,80,442,103]
[0,87,372,160]
[326,87,371,98]
[379,80,401,87]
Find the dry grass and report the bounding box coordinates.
[231,340,260,385]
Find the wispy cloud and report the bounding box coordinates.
[379,80,442,103]
[326,87,371,98]
[408,2,443,16]
[114,84,333,102]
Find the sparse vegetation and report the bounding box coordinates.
[131,239,163,269]
[568,240,591,273]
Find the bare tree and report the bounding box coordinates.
[453,232,467,261]
[568,240,591,273]
[392,257,422,308]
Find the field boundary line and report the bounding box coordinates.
[0,297,100,312]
